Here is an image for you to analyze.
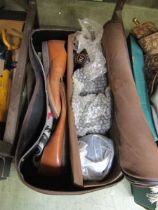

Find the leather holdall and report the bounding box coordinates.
[15,0,158,194]
[102,1,158,187]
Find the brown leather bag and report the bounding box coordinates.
[15,0,158,194]
[102,3,158,187]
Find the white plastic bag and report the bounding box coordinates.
[79,134,114,181]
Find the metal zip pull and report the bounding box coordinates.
[133,17,140,25]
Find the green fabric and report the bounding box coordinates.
[132,186,156,210]
[128,35,158,141]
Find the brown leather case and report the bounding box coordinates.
[102,5,158,187]
[14,0,158,194]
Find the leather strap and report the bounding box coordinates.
[115,0,127,11]
[112,0,127,21]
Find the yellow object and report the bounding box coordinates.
[2,29,21,50]
[0,22,23,124]
[0,69,11,122]
[0,28,21,122]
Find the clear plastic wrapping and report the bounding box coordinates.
[72,87,112,137]
[73,68,107,95]
[74,18,107,80]
[72,18,112,137]
[79,134,114,181]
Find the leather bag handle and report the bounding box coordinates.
[112,0,127,21]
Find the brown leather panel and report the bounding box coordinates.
[102,20,158,183]
[67,34,83,186]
